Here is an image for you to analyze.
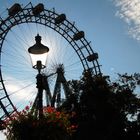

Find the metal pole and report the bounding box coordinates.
[36,73,43,119]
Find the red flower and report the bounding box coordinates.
[3,104,78,139]
[25,106,30,111]
[43,106,56,113]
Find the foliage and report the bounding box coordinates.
[3,106,77,140]
[2,72,140,140]
[63,71,140,140]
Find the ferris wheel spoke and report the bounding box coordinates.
[10,88,35,103]
[26,23,35,43]
[1,63,31,71]
[3,39,31,65]
[16,24,32,47]
[5,82,35,97]
[2,51,30,66]
[65,59,81,68]
[1,60,31,70]
[9,29,30,47]
[9,88,36,112]
[0,2,101,119]
[15,91,36,111]
[2,70,35,77]
[4,79,35,84]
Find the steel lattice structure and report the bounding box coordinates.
[0,2,101,121]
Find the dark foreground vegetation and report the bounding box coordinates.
[2,71,140,140]
[62,72,140,140]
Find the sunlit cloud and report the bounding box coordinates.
[4,75,36,104]
[114,0,140,41]
[6,83,34,101]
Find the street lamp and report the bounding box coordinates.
[28,34,49,118]
[28,34,49,73]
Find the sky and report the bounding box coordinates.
[0,0,140,139]
[0,1,140,76]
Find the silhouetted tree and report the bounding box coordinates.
[62,71,140,140]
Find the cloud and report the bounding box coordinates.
[6,82,35,101]
[114,0,140,41]
[4,75,36,107]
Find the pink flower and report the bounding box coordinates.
[25,106,30,111]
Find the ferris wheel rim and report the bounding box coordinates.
[0,2,101,120]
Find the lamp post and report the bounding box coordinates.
[28,34,49,119]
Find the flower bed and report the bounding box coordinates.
[3,106,77,140]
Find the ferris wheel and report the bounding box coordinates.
[0,2,101,122]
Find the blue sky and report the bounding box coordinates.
[37,0,140,77]
[1,0,140,77]
[0,0,140,139]
[51,0,139,77]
